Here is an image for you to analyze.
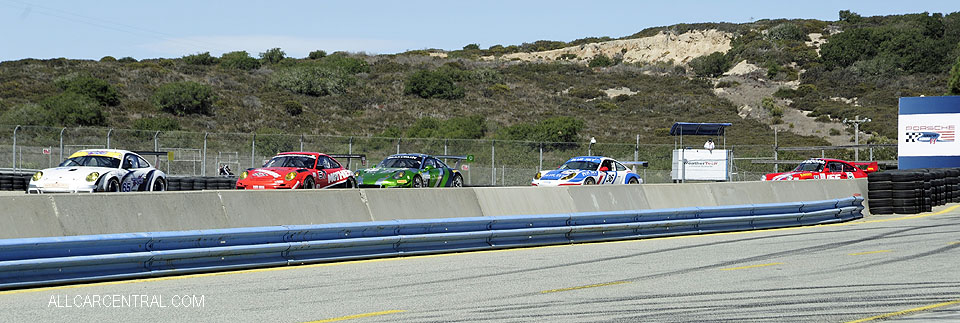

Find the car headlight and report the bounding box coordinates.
[32,171,42,181]
[393,171,405,179]
[534,172,542,180]
[239,171,248,180]
[285,172,297,181]
[561,173,576,180]
[86,172,99,182]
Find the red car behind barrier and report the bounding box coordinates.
[235,152,362,189]
[762,158,878,181]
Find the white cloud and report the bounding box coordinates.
[139,35,416,58]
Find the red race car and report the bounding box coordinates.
[762,158,878,181]
[236,152,364,189]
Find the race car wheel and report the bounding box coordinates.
[583,177,596,185]
[152,178,166,191]
[628,177,639,184]
[303,176,315,189]
[106,178,120,192]
[343,178,357,188]
[412,176,424,188]
[451,175,463,187]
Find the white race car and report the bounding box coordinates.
[28,149,167,193]
[531,156,645,187]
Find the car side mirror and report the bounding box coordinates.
[425,165,435,170]
[599,166,609,171]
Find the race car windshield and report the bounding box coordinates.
[378,157,422,169]
[794,162,824,172]
[263,156,315,168]
[560,161,600,171]
[59,156,121,168]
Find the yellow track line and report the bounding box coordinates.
[949,241,960,245]
[719,262,784,271]
[848,250,892,256]
[3,204,958,296]
[540,281,630,294]
[845,299,960,323]
[304,310,406,323]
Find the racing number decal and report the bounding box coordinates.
[845,172,855,179]
[604,172,617,184]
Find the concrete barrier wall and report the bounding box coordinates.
[0,179,868,239]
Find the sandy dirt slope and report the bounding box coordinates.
[483,30,732,64]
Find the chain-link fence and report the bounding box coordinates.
[0,125,899,185]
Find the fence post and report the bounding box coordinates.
[153,131,161,172]
[59,127,66,161]
[202,132,208,176]
[396,138,401,154]
[444,139,448,156]
[538,142,543,171]
[348,137,354,170]
[491,140,496,186]
[12,125,20,170]
[635,134,640,172]
[299,134,304,152]
[251,134,256,169]
[106,128,113,149]
[870,146,874,161]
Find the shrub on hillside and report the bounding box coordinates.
[404,69,465,100]
[0,103,52,125]
[55,75,120,106]
[320,54,369,74]
[259,48,286,64]
[282,100,304,116]
[133,117,181,131]
[949,53,960,95]
[100,56,117,62]
[595,101,618,110]
[118,57,137,63]
[183,52,219,65]
[588,54,615,68]
[152,81,216,116]
[689,52,732,77]
[308,50,327,59]
[766,23,808,42]
[272,65,354,96]
[220,51,261,70]
[497,116,585,143]
[43,92,105,126]
[483,83,510,97]
[567,87,603,99]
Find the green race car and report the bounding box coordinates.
[356,154,465,188]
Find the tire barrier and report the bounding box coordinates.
[0,172,31,192]
[867,168,959,215]
[0,196,863,289]
[165,176,237,191]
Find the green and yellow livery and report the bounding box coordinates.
[356,154,466,188]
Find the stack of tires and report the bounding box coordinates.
[166,176,237,191]
[867,168,958,214]
[0,172,30,192]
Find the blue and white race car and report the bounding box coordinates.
[531,156,644,186]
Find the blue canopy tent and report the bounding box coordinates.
[670,122,732,150]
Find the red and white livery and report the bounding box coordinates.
[235,152,359,189]
[762,158,878,181]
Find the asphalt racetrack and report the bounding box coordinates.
[3,205,959,322]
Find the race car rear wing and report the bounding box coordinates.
[329,154,367,167]
[854,161,879,173]
[621,161,649,167]
[435,155,471,169]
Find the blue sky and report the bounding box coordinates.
[0,0,957,61]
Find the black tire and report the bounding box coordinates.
[412,176,424,188]
[627,177,640,184]
[343,177,357,188]
[891,198,920,207]
[583,177,597,185]
[893,206,921,214]
[890,172,920,182]
[868,190,892,199]
[168,179,181,191]
[869,206,894,215]
[869,199,893,208]
[868,181,892,190]
[891,182,923,190]
[868,172,892,182]
[152,178,166,191]
[105,178,120,192]
[451,175,463,187]
[303,176,315,189]
[891,189,922,199]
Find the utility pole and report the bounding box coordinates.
[843,115,871,162]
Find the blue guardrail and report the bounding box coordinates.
[0,196,863,289]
